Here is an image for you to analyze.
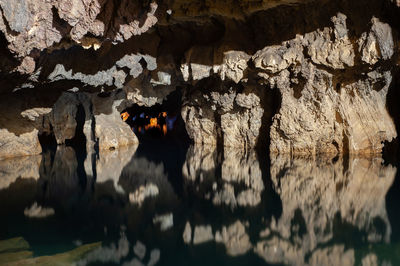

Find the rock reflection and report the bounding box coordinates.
[85,144,138,193]
[182,144,264,208]
[40,146,85,198]
[0,155,41,190]
[119,155,177,207]
[255,155,396,265]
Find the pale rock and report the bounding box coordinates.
[0,129,42,160]
[219,51,250,83]
[193,225,213,245]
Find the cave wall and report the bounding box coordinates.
[0,0,399,159]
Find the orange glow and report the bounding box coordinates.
[120,112,129,121]
[161,112,167,118]
[162,124,167,135]
[149,118,158,127]
[145,117,158,131]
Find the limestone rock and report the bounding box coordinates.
[0,129,42,160]
[92,93,138,151]
[182,85,264,150]
[49,91,138,150]
[254,13,397,156]
[359,17,394,64]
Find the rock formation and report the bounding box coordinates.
[0,0,397,158]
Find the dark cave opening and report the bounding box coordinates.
[121,89,190,143]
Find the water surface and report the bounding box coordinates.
[0,140,399,265]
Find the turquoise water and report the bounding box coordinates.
[0,139,400,265]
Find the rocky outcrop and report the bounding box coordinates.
[0,0,399,159]
[255,14,397,156]
[49,90,138,151]
[182,83,264,150]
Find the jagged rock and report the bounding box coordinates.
[16,56,35,74]
[359,18,394,64]
[0,0,158,58]
[257,14,397,156]
[48,64,127,88]
[182,84,264,150]
[115,2,158,42]
[92,92,138,150]
[49,90,138,150]
[0,129,42,160]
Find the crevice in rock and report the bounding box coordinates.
[38,125,57,153]
[65,104,87,151]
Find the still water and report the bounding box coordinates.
[0,138,399,265]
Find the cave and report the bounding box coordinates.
[120,89,190,142]
[0,0,400,265]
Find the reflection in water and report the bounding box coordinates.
[182,145,264,208]
[256,155,396,265]
[0,143,399,265]
[0,155,41,190]
[85,145,138,194]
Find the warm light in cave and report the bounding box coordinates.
[120,112,129,121]
[145,117,159,131]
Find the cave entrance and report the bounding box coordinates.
[120,90,189,142]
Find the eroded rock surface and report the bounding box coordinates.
[256,14,397,156]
